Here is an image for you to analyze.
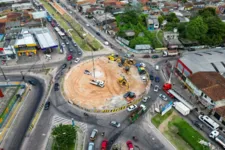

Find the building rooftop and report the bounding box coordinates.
[14,29,36,46]
[180,49,225,74]
[189,72,225,101]
[215,106,225,117]
[31,28,57,49]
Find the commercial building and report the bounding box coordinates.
[0,40,16,61]
[185,72,225,125]
[31,28,58,51]
[14,29,37,56]
[12,3,33,11]
[175,49,225,83]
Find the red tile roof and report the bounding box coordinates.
[189,72,225,101]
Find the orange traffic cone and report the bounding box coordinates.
[0,89,4,98]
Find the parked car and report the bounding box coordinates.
[101,140,108,150]
[86,24,90,27]
[74,58,80,63]
[159,94,168,101]
[88,142,94,150]
[192,120,203,130]
[90,129,98,141]
[152,55,159,59]
[66,41,69,45]
[110,121,121,128]
[84,70,91,75]
[154,85,159,92]
[78,51,82,55]
[127,104,138,112]
[142,96,151,103]
[44,101,50,110]
[126,141,134,150]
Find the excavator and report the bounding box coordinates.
[118,75,129,90]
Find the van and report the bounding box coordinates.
[88,142,94,150]
[155,65,159,71]
[90,129,98,141]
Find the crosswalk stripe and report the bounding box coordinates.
[51,116,87,132]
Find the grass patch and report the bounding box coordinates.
[40,0,95,51]
[151,109,173,128]
[170,116,210,150]
[52,139,75,150]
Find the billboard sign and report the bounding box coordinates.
[32,11,47,19]
[161,101,173,116]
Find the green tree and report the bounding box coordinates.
[165,13,179,23]
[186,16,208,41]
[158,16,164,26]
[198,7,217,19]
[52,124,76,149]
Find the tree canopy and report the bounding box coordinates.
[178,8,225,46]
[52,124,76,149]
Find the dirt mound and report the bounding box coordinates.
[63,57,147,110]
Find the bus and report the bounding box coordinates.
[199,115,219,130]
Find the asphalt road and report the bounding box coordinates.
[0,76,45,150]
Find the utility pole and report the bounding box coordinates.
[0,66,7,82]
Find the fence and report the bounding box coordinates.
[0,85,26,128]
[67,80,151,113]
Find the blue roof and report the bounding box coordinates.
[0,34,4,42]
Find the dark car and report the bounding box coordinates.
[44,101,50,110]
[143,54,151,58]
[155,76,160,82]
[96,32,101,36]
[62,63,67,69]
[188,48,195,51]
[54,83,59,91]
[152,55,159,59]
[28,80,37,86]
[192,120,203,130]
[149,75,154,80]
[68,36,72,41]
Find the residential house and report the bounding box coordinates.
[103,22,119,36]
[185,72,225,124]
[164,30,183,49]
[86,7,105,15]
[184,2,193,10]
[77,0,96,13]
[193,1,206,8]
[94,13,115,26]
[146,15,159,31]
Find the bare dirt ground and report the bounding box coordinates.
[63,57,147,110]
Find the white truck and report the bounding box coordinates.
[163,50,179,57]
[173,102,190,116]
[209,130,225,149]
[90,79,105,88]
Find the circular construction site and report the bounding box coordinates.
[63,56,149,110]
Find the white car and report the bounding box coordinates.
[61,43,66,47]
[69,11,73,14]
[74,58,80,63]
[154,85,159,92]
[86,24,90,27]
[140,63,146,68]
[104,41,109,45]
[127,104,137,112]
[142,96,151,103]
[159,94,168,101]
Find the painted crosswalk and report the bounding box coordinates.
[52,116,87,132]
